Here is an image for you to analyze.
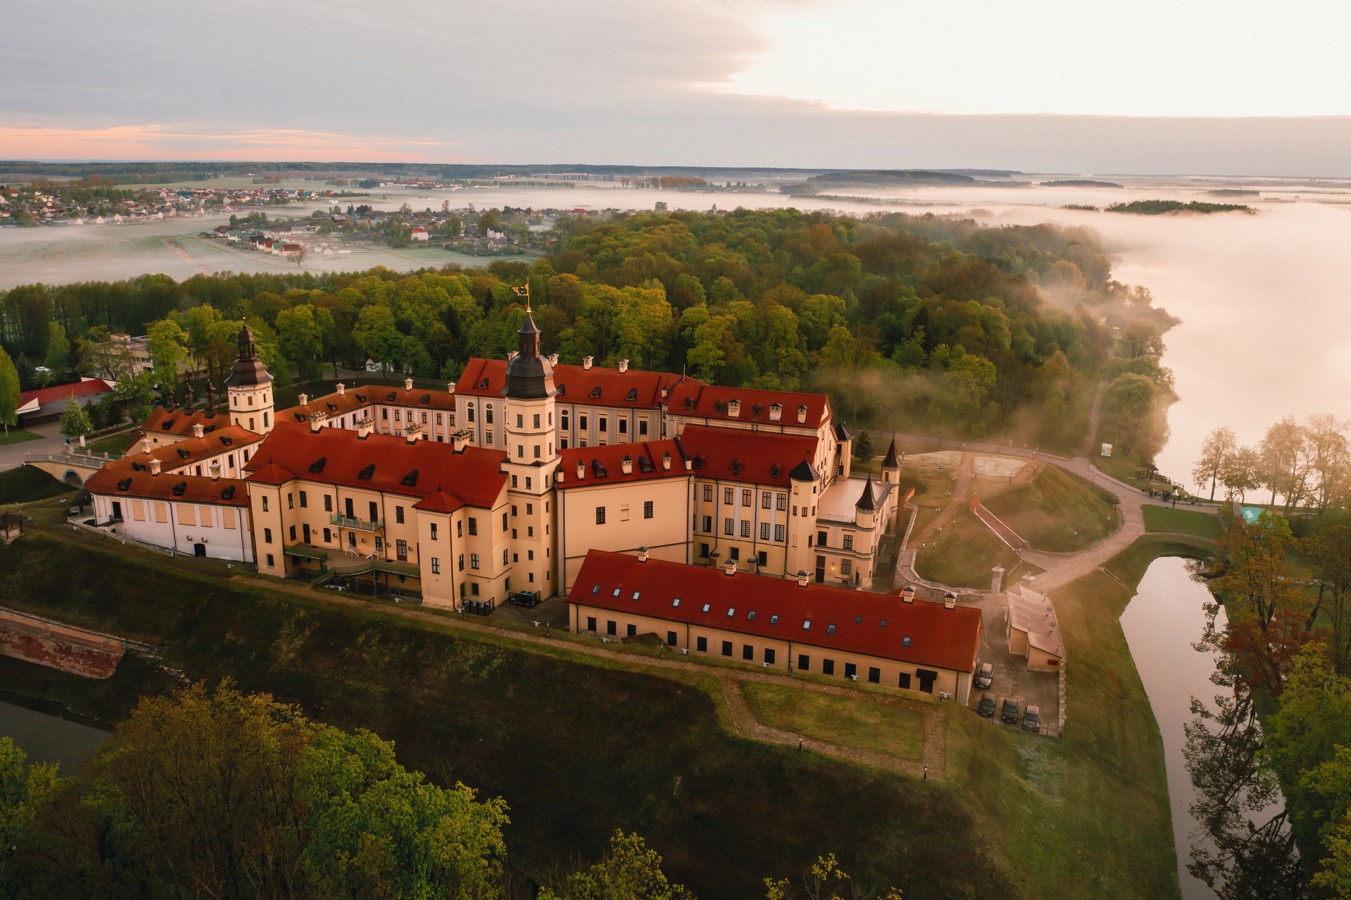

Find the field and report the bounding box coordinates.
[0,466,77,505]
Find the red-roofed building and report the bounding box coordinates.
[278,378,458,443]
[17,378,115,426]
[571,550,982,702]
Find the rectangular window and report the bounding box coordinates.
[817,530,828,546]
[841,559,853,576]
[266,553,274,567]
[701,515,712,533]
[627,624,637,637]
[596,507,606,525]
[844,662,857,680]
[431,558,441,574]
[369,501,378,524]
[823,659,835,676]
[618,419,627,434]
[724,518,734,536]
[598,417,608,433]
[430,523,438,540]
[262,496,268,512]
[843,534,854,551]
[289,525,296,542]
[868,667,881,684]
[639,421,648,436]
[797,654,810,672]
[740,521,751,538]
[457,520,463,538]
[742,645,754,661]
[470,553,480,570]
[724,488,733,504]
[562,412,570,429]
[458,554,465,571]
[324,495,333,513]
[703,485,713,502]
[607,620,617,636]
[760,523,770,540]
[764,648,776,665]
[264,527,273,544]
[468,517,477,536]
[742,489,752,507]
[666,631,678,646]
[761,493,771,509]
[467,404,475,422]
[299,491,307,508]
[323,527,331,543]
[288,493,294,509]
[580,414,588,430]
[696,636,708,653]
[775,524,785,542]
[722,641,733,657]
[644,500,654,519]
[777,494,787,511]
[485,405,493,424]
[396,506,405,524]
[502,511,509,531]
[396,539,408,561]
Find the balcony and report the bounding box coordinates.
[330,514,384,532]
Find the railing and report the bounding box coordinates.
[330,514,384,531]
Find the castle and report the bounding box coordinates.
[87,309,906,607]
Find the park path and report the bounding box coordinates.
[911,451,975,546]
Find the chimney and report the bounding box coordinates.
[191,423,205,439]
[991,565,1005,595]
[576,461,586,480]
[298,392,309,406]
[769,403,782,422]
[662,452,671,471]
[901,586,915,604]
[336,383,346,396]
[797,404,808,424]
[722,559,737,576]
[944,592,957,610]
[507,350,519,362]
[310,411,328,433]
[357,417,374,439]
[583,356,594,370]
[547,353,559,367]
[139,436,153,455]
[452,431,469,452]
[797,569,809,587]
[618,358,629,374]
[447,381,456,393]
[405,424,423,443]
[728,399,740,418]
[684,457,693,471]
[621,455,633,475]
[637,546,649,563]
[404,377,414,391]
[149,457,162,476]
[209,460,221,481]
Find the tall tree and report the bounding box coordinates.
[1194,426,1238,501]
[42,321,71,381]
[0,347,19,436]
[1259,417,1311,511]
[145,317,189,388]
[1304,414,1350,512]
[58,396,93,440]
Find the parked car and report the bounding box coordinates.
[977,693,996,718]
[975,662,993,690]
[1022,704,1041,732]
[1000,697,1021,725]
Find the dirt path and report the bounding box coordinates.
[912,451,974,545]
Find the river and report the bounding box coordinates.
[0,698,107,771]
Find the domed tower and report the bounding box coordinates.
[225,325,274,435]
[502,297,559,597]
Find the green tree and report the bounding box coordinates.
[1306,524,1351,673]
[1100,372,1168,462]
[275,304,332,384]
[42,321,70,380]
[0,347,19,436]
[353,304,404,374]
[1193,426,1237,501]
[59,396,93,439]
[542,831,688,900]
[145,317,189,387]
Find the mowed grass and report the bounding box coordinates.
[87,429,139,455]
[0,466,77,505]
[1143,505,1224,540]
[944,534,1218,900]
[741,681,926,759]
[981,464,1119,552]
[0,532,1012,898]
[0,429,42,446]
[915,508,1019,588]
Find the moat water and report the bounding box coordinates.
[0,698,107,771]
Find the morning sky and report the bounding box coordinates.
[5,0,1350,175]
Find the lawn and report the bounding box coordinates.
[1143,505,1224,540]
[741,681,926,759]
[86,429,138,455]
[914,507,1020,588]
[0,429,42,446]
[0,466,77,505]
[0,532,1011,897]
[981,464,1119,552]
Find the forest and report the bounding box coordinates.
[0,208,1177,455]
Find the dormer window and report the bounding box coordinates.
[589,386,602,399]
[625,388,638,401]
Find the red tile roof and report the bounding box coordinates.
[557,440,686,490]
[85,466,249,507]
[456,358,691,409]
[675,425,818,487]
[572,551,982,674]
[19,378,114,410]
[126,424,263,471]
[243,421,506,508]
[663,382,830,429]
[140,406,230,438]
[278,384,456,423]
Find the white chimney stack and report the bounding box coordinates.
[336,383,346,396]
[583,356,594,370]
[618,359,629,374]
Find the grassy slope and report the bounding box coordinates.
[0,467,78,505]
[0,532,1009,898]
[980,465,1120,552]
[1143,505,1224,540]
[742,682,925,758]
[914,508,1019,588]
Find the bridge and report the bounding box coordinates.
[23,449,119,487]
